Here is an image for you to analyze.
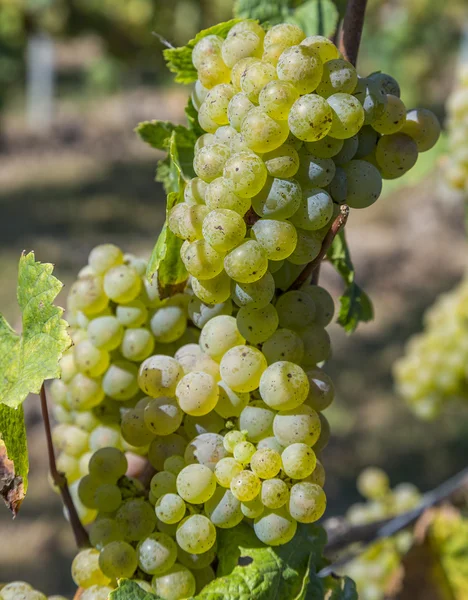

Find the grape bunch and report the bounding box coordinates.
[50,242,333,599]
[0,582,66,600]
[444,64,468,193]
[340,468,421,600]
[394,277,468,419]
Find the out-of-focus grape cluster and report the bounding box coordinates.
[393,278,468,419]
[340,468,421,600]
[445,64,468,193]
[0,581,67,600]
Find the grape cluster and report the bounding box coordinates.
[445,64,468,192]
[0,582,66,600]
[393,278,468,419]
[50,243,334,599]
[340,468,421,600]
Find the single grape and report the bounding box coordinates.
[99,540,138,579]
[163,455,187,476]
[401,108,440,152]
[202,208,246,252]
[282,443,317,479]
[297,152,336,187]
[176,371,219,416]
[89,517,123,549]
[353,77,387,125]
[222,30,263,68]
[148,434,187,471]
[240,60,278,103]
[176,514,217,554]
[277,45,323,94]
[156,493,186,525]
[224,152,267,199]
[288,228,322,265]
[259,80,300,121]
[252,177,302,220]
[88,447,127,483]
[151,563,196,600]
[328,93,365,139]
[184,432,228,471]
[289,482,327,522]
[288,94,333,142]
[250,448,282,479]
[205,487,244,528]
[305,135,343,158]
[259,361,309,411]
[368,72,401,97]
[214,457,244,487]
[305,368,335,411]
[263,144,300,178]
[191,271,232,305]
[116,498,157,541]
[375,133,418,179]
[299,324,331,366]
[290,187,333,231]
[102,360,139,401]
[317,58,357,97]
[227,92,255,131]
[239,401,275,442]
[88,424,122,452]
[224,240,268,284]
[67,373,104,410]
[198,55,231,89]
[261,478,289,509]
[103,264,141,303]
[69,276,108,316]
[230,469,261,502]
[220,345,268,392]
[192,35,223,70]
[233,440,256,464]
[72,548,110,588]
[215,380,250,418]
[236,303,279,344]
[372,94,406,134]
[176,464,216,504]
[273,404,321,446]
[137,532,177,575]
[120,327,155,362]
[193,143,231,183]
[250,219,298,261]
[116,298,148,327]
[262,328,305,364]
[342,160,382,209]
[254,507,297,545]
[357,467,390,500]
[232,271,275,309]
[88,243,123,274]
[241,107,290,153]
[301,35,340,62]
[87,315,123,351]
[182,239,225,280]
[241,495,265,518]
[138,355,183,398]
[150,471,177,499]
[333,135,359,165]
[74,340,109,377]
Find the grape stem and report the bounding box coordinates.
[338,0,368,67]
[39,384,90,549]
[319,465,468,576]
[288,204,349,291]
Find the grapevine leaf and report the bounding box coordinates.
[0,404,28,516]
[327,231,373,333]
[110,579,158,599]
[135,120,192,151]
[289,0,339,37]
[323,575,358,600]
[164,19,241,84]
[234,0,293,23]
[0,252,71,408]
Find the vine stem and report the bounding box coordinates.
[288,205,349,291]
[338,0,368,67]
[40,384,90,549]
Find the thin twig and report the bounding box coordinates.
[338,0,368,66]
[288,205,349,291]
[40,384,90,548]
[319,466,468,577]
[151,32,175,49]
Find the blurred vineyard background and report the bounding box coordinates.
[1,0,468,596]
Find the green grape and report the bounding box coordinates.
[138,355,184,398]
[148,434,187,471]
[151,305,187,343]
[192,35,223,70]
[123,254,146,274]
[288,94,333,142]
[1,584,45,600]
[353,77,387,125]
[87,315,123,351]
[50,378,68,406]
[198,105,222,135]
[233,440,256,464]
[193,565,215,593]
[99,540,138,579]
[199,315,245,360]
[290,187,333,231]
[215,381,250,418]
[222,31,262,68]
[88,243,123,274]
[230,469,261,501]
[288,228,322,265]
[184,433,228,470]
[223,430,246,453]
[56,452,81,483]
[202,208,246,252]
[144,397,183,435]
[220,345,267,392]
[229,20,265,39]
[257,436,285,453]
[224,152,267,199]
[275,290,316,329]
[179,204,210,242]
[205,177,251,215]
[88,447,127,483]
[142,276,163,308]
[372,94,406,134]
[103,264,141,303]
[150,471,177,499]
[239,401,275,442]
[188,298,232,329]
[254,507,297,545]
[68,479,98,525]
[333,135,359,164]
[67,373,104,410]
[224,240,268,284]
[263,144,300,178]
[80,585,114,600]
[184,177,207,205]
[299,324,331,366]
[328,165,347,203]
[241,107,289,153]
[342,160,382,208]
[137,532,177,575]
[191,271,232,305]
[357,467,390,500]
[261,478,289,509]
[241,495,265,518]
[203,84,235,124]
[176,371,219,416]
[314,412,330,453]
[273,404,321,446]
[236,303,279,344]
[193,143,231,182]
[163,455,186,476]
[89,424,122,452]
[174,343,203,374]
[184,411,224,440]
[259,80,300,121]
[133,580,154,594]
[156,493,186,524]
[316,58,357,97]
[204,487,243,528]
[392,483,421,512]
[259,361,309,411]
[232,272,275,309]
[277,45,322,94]
[401,108,440,152]
[289,482,326,522]
[264,23,305,51]
[252,177,302,220]
[102,360,138,401]
[214,125,240,146]
[327,93,365,139]
[176,464,217,504]
[298,152,336,187]
[262,328,305,365]
[152,563,196,600]
[72,548,110,588]
[182,239,225,280]
[240,60,277,104]
[195,133,216,153]
[191,79,209,111]
[192,354,221,382]
[250,219,297,260]
[375,133,418,179]
[282,443,316,479]
[69,276,108,316]
[305,135,343,158]
[73,340,109,377]
[95,483,122,512]
[305,458,326,487]
[198,55,231,89]
[368,72,401,97]
[116,498,157,541]
[269,259,285,274]
[300,35,340,62]
[56,425,89,457]
[120,327,154,362]
[227,92,255,131]
[116,299,147,327]
[89,517,123,549]
[305,368,335,411]
[250,448,282,479]
[168,203,188,238]
[214,457,244,487]
[355,125,379,158]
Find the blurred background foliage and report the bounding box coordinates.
[0,0,468,597]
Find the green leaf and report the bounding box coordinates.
[185,97,205,139]
[323,576,358,600]
[0,404,28,516]
[164,19,241,84]
[135,121,192,151]
[110,579,158,599]
[289,0,339,37]
[234,0,293,23]
[0,252,71,408]
[327,231,374,333]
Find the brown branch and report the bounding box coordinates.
[338,0,368,66]
[288,205,349,291]
[40,384,90,548]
